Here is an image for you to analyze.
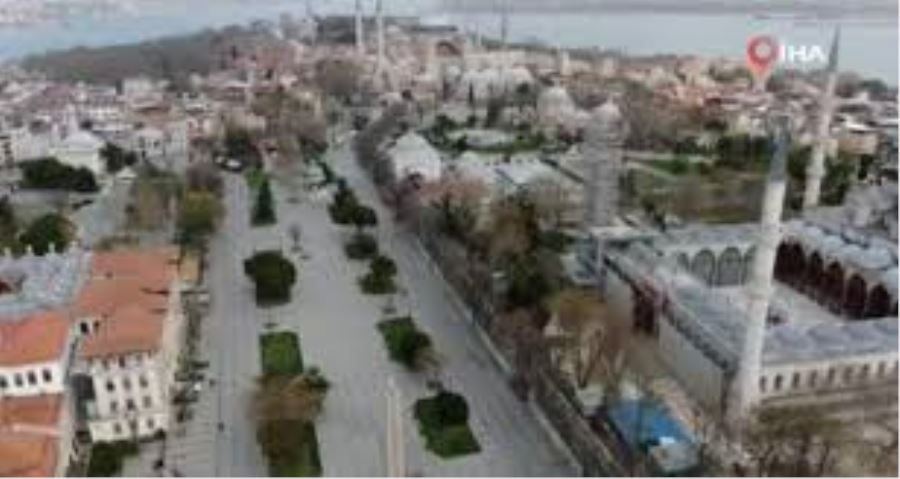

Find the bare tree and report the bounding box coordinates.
[315,59,362,103]
[547,288,627,390]
[743,405,847,477]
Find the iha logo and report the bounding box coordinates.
[746,35,829,81]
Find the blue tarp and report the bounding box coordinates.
[606,400,692,449]
[607,400,699,475]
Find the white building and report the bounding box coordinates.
[73,248,185,442]
[385,132,443,183]
[50,130,105,176]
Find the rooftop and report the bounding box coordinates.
[0,312,70,367]
[0,394,63,478]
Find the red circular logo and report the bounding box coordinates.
[746,35,780,70]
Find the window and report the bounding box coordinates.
[126,399,136,411]
[146,418,155,430]
[26,371,37,385]
[0,375,7,390]
[113,423,122,435]
[808,370,818,388]
[826,368,836,385]
[791,372,801,389]
[143,396,153,408]
[80,322,89,335]
[843,366,854,383]
[774,375,783,391]
[14,374,23,387]
[860,364,870,381]
[123,377,132,391]
[118,357,126,368]
[42,369,52,383]
[106,380,115,392]
[759,376,767,393]
[877,362,886,378]
[102,359,110,370]
[110,400,119,413]
[139,375,149,388]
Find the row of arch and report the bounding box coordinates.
[775,242,897,319]
[760,359,899,397]
[677,247,755,288]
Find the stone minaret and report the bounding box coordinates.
[376,0,385,73]
[803,27,841,210]
[584,99,627,228]
[355,0,365,56]
[731,115,792,423]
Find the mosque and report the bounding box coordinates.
[575,32,898,422]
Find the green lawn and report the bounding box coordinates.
[268,422,322,477]
[414,394,481,458]
[259,332,303,376]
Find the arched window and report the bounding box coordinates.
[717,247,744,286]
[859,364,871,382]
[742,247,756,284]
[806,252,825,299]
[844,274,868,319]
[826,367,836,385]
[774,375,783,391]
[791,372,801,389]
[824,262,845,313]
[843,366,854,384]
[691,249,716,285]
[866,285,892,318]
[677,252,690,271]
[775,243,791,280]
[759,376,767,393]
[808,370,818,388]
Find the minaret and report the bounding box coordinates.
[803,27,840,210]
[376,0,385,73]
[730,114,792,423]
[584,99,627,228]
[355,0,365,56]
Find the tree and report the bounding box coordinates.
[18,213,73,255]
[100,143,138,174]
[0,197,17,248]
[743,406,847,477]
[185,162,223,194]
[252,178,276,226]
[178,191,222,248]
[526,177,572,229]
[315,59,361,103]
[20,157,98,192]
[483,195,540,264]
[378,317,433,370]
[360,255,398,294]
[224,126,259,164]
[244,251,297,305]
[349,204,378,232]
[547,288,625,389]
[253,370,329,467]
[253,371,329,424]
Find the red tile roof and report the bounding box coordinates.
[76,248,179,359]
[0,312,70,367]
[0,395,63,477]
